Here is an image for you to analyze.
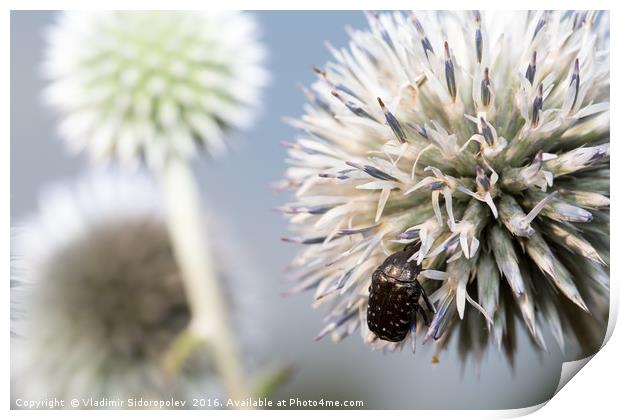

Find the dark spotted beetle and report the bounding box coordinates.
[367,242,434,342]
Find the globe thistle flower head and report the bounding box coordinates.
[43,11,268,167]
[11,172,260,402]
[281,11,609,363]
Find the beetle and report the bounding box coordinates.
[367,242,434,342]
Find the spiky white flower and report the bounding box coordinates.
[280,11,609,363]
[11,172,260,403]
[43,11,268,167]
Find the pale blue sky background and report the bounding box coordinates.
[11,11,568,409]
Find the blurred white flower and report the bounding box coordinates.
[43,11,269,399]
[280,11,609,363]
[11,172,261,403]
[43,11,268,167]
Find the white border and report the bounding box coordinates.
[3,1,618,419]
[0,1,615,11]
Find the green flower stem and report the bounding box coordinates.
[163,329,206,377]
[252,364,295,399]
[158,155,249,402]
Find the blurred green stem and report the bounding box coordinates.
[158,155,249,402]
[163,329,206,376]
[253,364,295,399]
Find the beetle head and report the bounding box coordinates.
[380,242,421,283]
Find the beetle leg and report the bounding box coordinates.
[420,286,435,313]
[418,305,429,326]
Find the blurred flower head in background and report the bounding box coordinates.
[280,11,609,365]
[11,172,263,403]
[43,11,268,167]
